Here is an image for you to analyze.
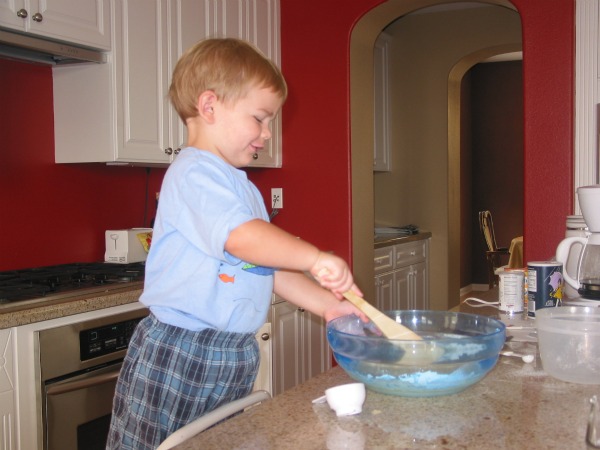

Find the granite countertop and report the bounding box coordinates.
[0,284,143,329]
[374,231,432,249]
[174,293,598,450]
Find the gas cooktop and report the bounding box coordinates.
[0,262,145,305]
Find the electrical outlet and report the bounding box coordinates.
[271,188,283,209]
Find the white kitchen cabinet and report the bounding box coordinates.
[0,0,110,50]
[271,299,331,396]
[374,237,430,312]
[253,322,272,395]
[53,0,281,167]
[0,328,16,450]
[373,32,391,172]
[374,270,394,312]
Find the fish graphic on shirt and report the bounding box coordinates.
[218,273,235,284]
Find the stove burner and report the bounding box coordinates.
[0,262,145,304]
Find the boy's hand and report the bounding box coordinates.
[323,299,369,323]
[310,252,362,300]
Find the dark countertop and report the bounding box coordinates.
[374,231,432,249]
[172,289,598,450]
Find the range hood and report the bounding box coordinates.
[0,29,105,65]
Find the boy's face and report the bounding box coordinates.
[211,85,283,168]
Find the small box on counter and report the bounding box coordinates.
[105,228,152,263]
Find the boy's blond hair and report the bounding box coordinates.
[169,38,287,122]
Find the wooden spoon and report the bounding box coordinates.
[342,290,422,340]
[342,291,448,366]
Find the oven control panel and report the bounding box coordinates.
[79,317,144,361]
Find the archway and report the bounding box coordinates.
[350,0,521,309]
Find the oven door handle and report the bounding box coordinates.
[46,368,120,396]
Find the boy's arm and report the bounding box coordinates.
[225,219,360,296]
[273,270,367,322]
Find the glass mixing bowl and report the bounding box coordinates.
[327,310,506,397]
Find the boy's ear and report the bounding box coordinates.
[198,90,217,123]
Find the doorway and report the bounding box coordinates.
[460,59,524,290]
[350,1,522,310]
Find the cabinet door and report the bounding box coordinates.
[412,261,429,309]
[248,0,281,168]
[302,310,331,383]
[394,265,412,310]
[113,0,172,164]
[215,0,281,168]
[253,322,272,395]
[166,0,214,156]
[0,329,16,450]
[0,0,110,50]
[33,0,111,49]
[271,301,302,396]
[375,271,394,312]
[0,0,27,30]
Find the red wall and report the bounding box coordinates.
[0,0,574,272]
[268,0,574,265]
[0,60,165,270]
[518,0,574,261]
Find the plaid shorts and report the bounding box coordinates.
[106,314,259,450]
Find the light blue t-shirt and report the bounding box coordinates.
[140,148,274,333]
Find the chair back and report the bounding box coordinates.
[156,390,271,450]
[479,210,500,252]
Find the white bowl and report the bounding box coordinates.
[325,383,366,416]
[536,306,600,384]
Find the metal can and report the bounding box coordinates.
[499,271,525,313]
[527,261,563,317]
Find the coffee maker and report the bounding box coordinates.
[556,185,600,300]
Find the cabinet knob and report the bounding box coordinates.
[252,153,259,160]
[164,147,173,155]
[174,148,181,155]
[16,8,28,18]
[298,307,305,313]
[260,333,270,341]
[32,12,43,22]
[410,251,416,256]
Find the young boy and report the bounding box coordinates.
[106,38,364,450]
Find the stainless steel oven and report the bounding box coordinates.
[37,307,149,450]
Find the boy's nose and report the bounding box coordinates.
[261,125,272,141]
